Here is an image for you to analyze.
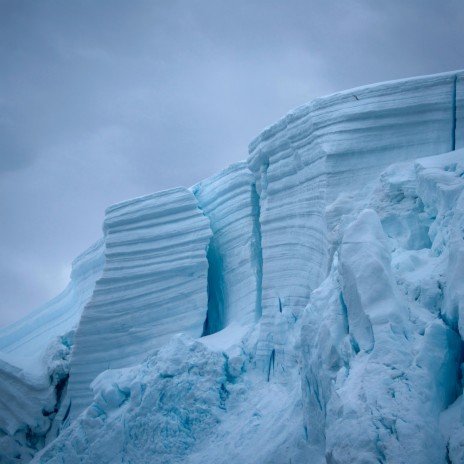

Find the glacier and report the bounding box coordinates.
[63,187,212,422]
[1,70,464,464]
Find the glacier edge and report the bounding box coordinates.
[1,70,464,464]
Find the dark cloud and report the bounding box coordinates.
[0,119,36,172]
[1,0,463,327]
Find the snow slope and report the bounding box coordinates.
[1,70,464,464]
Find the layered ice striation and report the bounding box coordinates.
[192,162,262,334]
[2,70,464,464]
[63,187,212,420]
[0,240,104,461]
[0,239,105,363]
[456,73,464,149]
[248,71,464,373]
[301,149,464,463]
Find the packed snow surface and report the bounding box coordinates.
[1,70,464,464]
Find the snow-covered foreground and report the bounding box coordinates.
[1,71,464,463]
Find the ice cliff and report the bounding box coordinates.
[1,70,464,464]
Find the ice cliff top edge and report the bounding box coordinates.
[249,69,463,150]
[1,69,464,464]
[1,68,463,362]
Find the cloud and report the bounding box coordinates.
[0,0,463,327]
[0,119,37,172]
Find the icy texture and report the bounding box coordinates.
[443,191,464,333]
[248,71,463,372]
[301,149,464,463]
[0,355,54,461]
[63,187,212,420]
[34,335,230,464]
[0,241,103,463]
[191,162,262,333]
[33,331,315,464]
[0,333,73,462]
[0,239,104,364]
[2,71,464,464]
[456,74,464,149]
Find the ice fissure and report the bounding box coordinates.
[2,70,464,464]
[452,75,457,151]
[202,242,225,336]
[61,187,213,421]
[192,162,263,333]
[250,180,263,321]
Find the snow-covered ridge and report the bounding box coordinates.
[1,70,464,463]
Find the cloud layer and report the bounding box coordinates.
[1,0,463,326]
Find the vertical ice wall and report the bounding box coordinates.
[64,187,212,418]
[456,73,464,149]
[2,71,464,459]
[191,162,262,334]
[320,73,459,199]
[248,108,328,371]
[248,71,463,373]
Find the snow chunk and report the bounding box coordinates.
[33,335,230,464]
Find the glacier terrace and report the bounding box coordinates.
[1,70,464,464]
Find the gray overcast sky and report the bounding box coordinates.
[1,0,463,328]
